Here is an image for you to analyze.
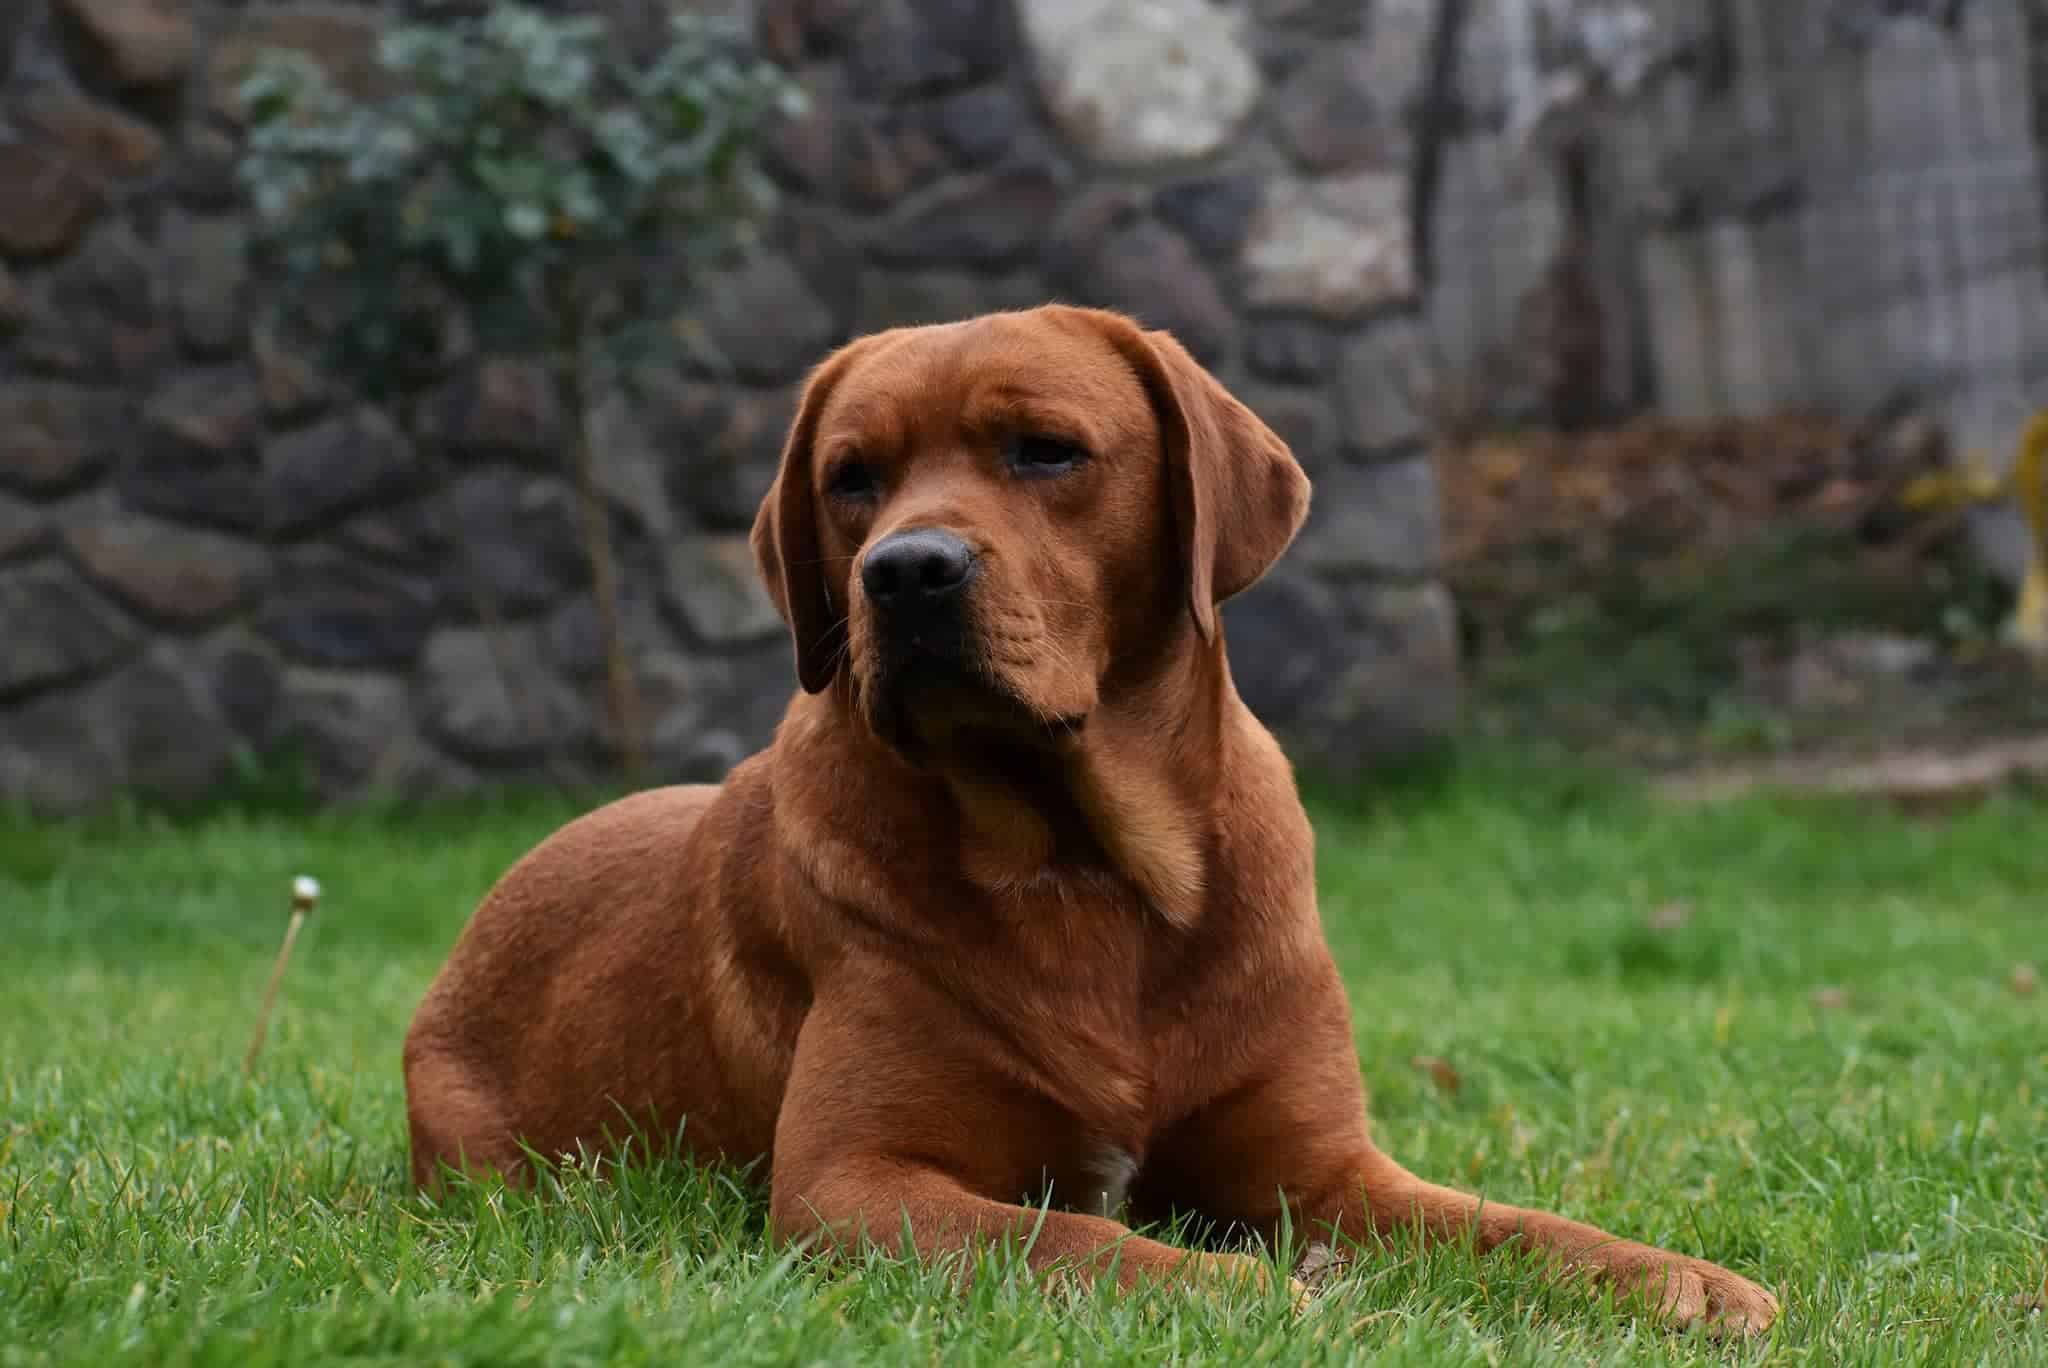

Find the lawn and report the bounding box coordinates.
[3,752,2045,1365]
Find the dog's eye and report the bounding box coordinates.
[827,461,879,501]
[1005,434,1086,476]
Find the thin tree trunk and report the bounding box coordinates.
[554,286,649,786]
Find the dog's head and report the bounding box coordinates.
[750,305,1310,756]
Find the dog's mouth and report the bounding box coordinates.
[860,630,1086,757]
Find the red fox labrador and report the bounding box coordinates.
[404,305,1778,1334]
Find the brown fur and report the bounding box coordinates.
[403,306,1778,1333]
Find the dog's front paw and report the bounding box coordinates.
[1607,1247,1778,1337]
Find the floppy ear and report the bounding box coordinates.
[1092,315,1312,640]
[751,336,878,693]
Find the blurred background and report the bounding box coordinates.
[3,0,2045,812]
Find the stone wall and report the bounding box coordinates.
[1441,0,2048,579]
[3,0,2043,811]
[0,0,1462,811]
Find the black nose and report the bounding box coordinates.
[861,529,976,611]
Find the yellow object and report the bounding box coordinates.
[2015,413,2048,651]
[1899,410,2048,654]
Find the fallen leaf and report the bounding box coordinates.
[1809,986,1850,1011]
[1293,1242,1348,1288]
[1409,1055,1462,1094]
[1647,900,1692,931]
[2012,964,2039,998]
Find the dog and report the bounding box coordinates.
[403,305,1778,1334]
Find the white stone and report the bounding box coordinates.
[1240,172,1416,319]
[1017,0,1261,167]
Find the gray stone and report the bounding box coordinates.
[440,470,587,618]
[416,359,566,462]
[142,367,265,458]
[869,166,1062,269]
[258,552,436,668]
[165,215,250,359]
[767,68,950,208]
[1273,48,1407,173]
[208,6,386,122]
[696,254,840,385]
[0,2,26,78]
[64,514,269,627]
[1152,175,1263,262]
[1220,570,1342,730]
[589,392,679,541]
[0,382,120,494]
[904,0,1014,80]
[1055,220,1236,364]
[417,626,592,764]
[336,496,451,569]
[265,406,420,536]
[757,0,865,63]
[92,654,236,804]
[1635,223,1809,420]
[200,632,284,741]
[853,267,1047,336]
[1224,574,1459,767]
[845,0,1010,98]
[56,0,198,89]
[173,126,243,210]
[541,584,667,683]
[1424,133,1566,390]
[13,80,167,178]
[664,534,783,646]
[0,86,162,258]
[267,668,415,798]
[0,687,121,813]
[1336,320,1429,455]
[15,221,167,377]
[130,368,268,531]
[678,385,795,532]
[0,495,47,561]
[1251,0,1365,35]
[0,561,133,696]
[1245,318,1339,385]
[1366,0,1440,122]
[1292,455,1442,579]
[1314,581,1460,762]
[634,641,794,781]
[0,144,102,259]
[777,209,863,338]
[926,85,1028,166]
[669,727,755,784]
[1235,384,1339,474]
[1042,186,1148,280]
[251,319,334,422]
[1019,0,1261,166]
[1241,172,1417,319]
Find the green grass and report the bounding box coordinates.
[4,753,2046,1365]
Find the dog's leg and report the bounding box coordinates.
[1308,1145,1780,1335]
[769,999,1300,1303]
[770,1156,1291,1299]
[1145,1050,1777,1335]
[404,1045,526,1192]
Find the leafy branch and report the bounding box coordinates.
[239,2,805,781]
